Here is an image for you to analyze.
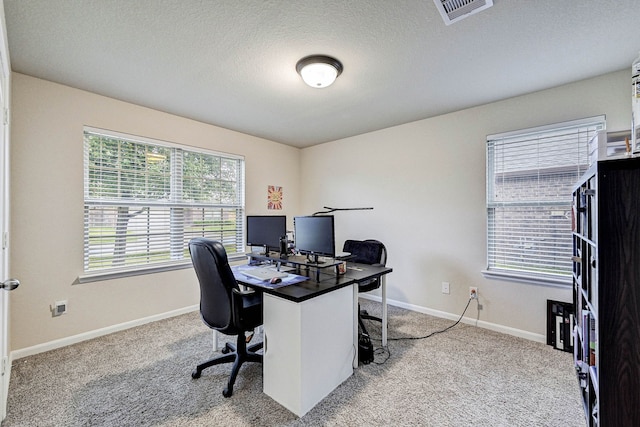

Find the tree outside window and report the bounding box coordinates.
[83,128,245,274]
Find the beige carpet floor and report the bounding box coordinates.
[4,300,586,426]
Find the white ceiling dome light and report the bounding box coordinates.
[296,55,343,88]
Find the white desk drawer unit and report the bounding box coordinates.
[263,285,354,417]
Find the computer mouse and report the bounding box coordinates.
[270,277,282,284]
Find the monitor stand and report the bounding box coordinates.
[306,253,322,265]
[250,245,270,256]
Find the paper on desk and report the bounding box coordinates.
[232,265,308,289]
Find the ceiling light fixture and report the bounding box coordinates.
[296,55,343,88]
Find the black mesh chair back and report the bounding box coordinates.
[343,239,387,292]
[343,239,386,266]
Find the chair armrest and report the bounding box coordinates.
[231,287,263,330]
[232,287,258,297]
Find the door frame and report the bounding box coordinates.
[0,0,11,420]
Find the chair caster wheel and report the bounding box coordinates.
[221,347,230,354]
[223,387,233,398]
[192,370,201,379]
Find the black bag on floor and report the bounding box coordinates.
[359,333,374,364]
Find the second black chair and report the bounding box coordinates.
[189,237,263,397]
[342,239,387,336]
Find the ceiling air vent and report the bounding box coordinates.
[433,0,493,25]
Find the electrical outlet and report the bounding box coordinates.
[469,287,478,299]
[52,300,67,317]
[441,282,450,294]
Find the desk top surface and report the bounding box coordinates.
[233,262,392,303]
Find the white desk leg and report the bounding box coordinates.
[381,275,387,347]
[212,330,218,352]
[353,283,359,369]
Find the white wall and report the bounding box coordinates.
[300,69,630,340]
[9,69,630,352]
[9,73,301,352]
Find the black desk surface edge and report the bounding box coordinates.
[236,262,392,303]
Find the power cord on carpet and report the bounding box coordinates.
[364,297,475,365]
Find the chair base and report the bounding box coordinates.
[361,310,382,323]
[358,306,382,337]
[191,333,263,397]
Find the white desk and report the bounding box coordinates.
[233,262,392,417]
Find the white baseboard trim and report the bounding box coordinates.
[12,294,547,361]
[11,305,199,360]
[360,294,546,344]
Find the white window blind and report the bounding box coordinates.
[83,127,245,276]
[486,116,605,285]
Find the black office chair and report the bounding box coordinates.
[342,239,387,336]
[189,237,263,397]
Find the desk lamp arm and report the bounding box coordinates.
[312,206,373,216]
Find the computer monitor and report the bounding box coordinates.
[246,215,287,254]
[293,215,335,263]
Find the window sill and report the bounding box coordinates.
[481,269,571,288]
[77,253,248,283]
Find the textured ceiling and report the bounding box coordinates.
[4,0,640,147]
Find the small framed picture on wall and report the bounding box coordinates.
[268,185,283,210]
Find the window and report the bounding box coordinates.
[83,127,245,279]
[485,116,605,285]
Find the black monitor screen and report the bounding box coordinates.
[246,215,287,251]
[294,215,335,259]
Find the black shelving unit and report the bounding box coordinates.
[572,156,640,426]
